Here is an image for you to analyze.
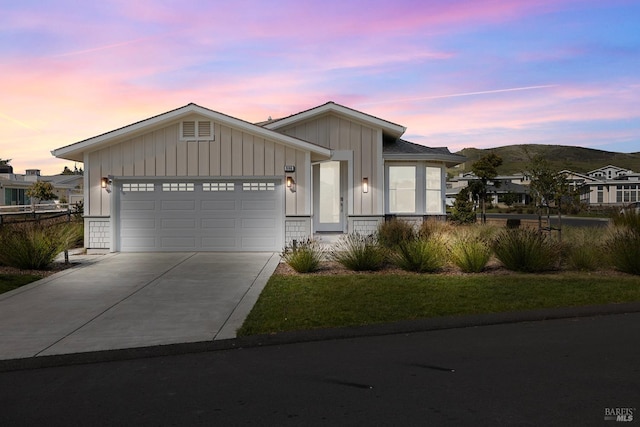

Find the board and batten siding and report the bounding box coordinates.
[278,114,380,216]
[86,115,308,217]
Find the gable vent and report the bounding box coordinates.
[182,121,196,139]
[198,121,212,138]
[180,120,214,140]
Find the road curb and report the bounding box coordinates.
[2,301,640,372]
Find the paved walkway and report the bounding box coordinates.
[0,252,279,360]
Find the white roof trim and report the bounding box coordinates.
[52,103,331,162]
[263,102,406,138]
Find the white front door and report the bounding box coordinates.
[314,161,344,232]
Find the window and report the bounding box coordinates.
[122,183,155,192]
[180,121,214,140]
[388,166,416,213]
[597,188,604,204]
[425,167,442,214]
[4,188,29,205]
[243,182,275,191]
[162,183,194,192]
[203,182,234,191]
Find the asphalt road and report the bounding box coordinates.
[1,313,639,426]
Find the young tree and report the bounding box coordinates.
[26,181,57,205]
[471,153,503,223]
[525,152,577,241]
[450,187,476,224]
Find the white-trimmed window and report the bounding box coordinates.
[203,182,235,191]
[388,166,416,213]
[386,164,444,215]
[162,183,194,192]
[426,166,442,214]
[122,183,155,192]
[243,182,275,191]
[180,120,214,140]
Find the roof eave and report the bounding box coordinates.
[52,103,331,162]
[383,153,467,168]
[264,102,406,138]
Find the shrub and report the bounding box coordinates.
[331,233,386,271]
[492,228,560,273]
[0,222,82,270]
[377,219,415,248]
[418,219,453,240]
[281,239,325,273]
[391,238,447,273]
[603,228,640,275]
[563,228,603,271]
[612,210,640,232]
[449,236,492,273]
[506,218,521,229]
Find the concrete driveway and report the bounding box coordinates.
[0,252,279,360]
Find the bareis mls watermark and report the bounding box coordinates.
[604,407,635,422]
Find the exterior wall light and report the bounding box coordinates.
[286,176,296,192]
[362,177,368,193]
[101,177,112,193]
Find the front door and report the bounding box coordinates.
[314,161,344,232]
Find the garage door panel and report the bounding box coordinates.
[161,237,197,248]
[161,218,196,229]
[201,218,237,229]
[201,200,236,211]
[121,219,157,231]
[119,180,282,252]
[161,200,195,211]
[241,218,276,229]
[241,200,276,211]
[121,201,156,211]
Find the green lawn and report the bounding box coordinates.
[0,274,42,295]
[238,272,640,336]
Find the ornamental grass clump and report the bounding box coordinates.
[281,239,325,273]
[0,222,83,270]
[449,235,492,273]
[492,228,560,273]
[331,233,386,271]
[603,227,640,275]
[391,238,447,273]
[377,218,415,249]
[612,209,640,232]
[563,227,604,271]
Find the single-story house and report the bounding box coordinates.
[447,172,531,206]
[52,102,465,252]
[0,167,83,207]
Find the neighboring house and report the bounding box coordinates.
[449,166,640,209]
[0,167,83,207]
[52,102,465,252]
[447,172,531,206]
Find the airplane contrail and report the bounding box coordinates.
[0,112,38,130]
[358,85,558,105]
[50,32,176,58]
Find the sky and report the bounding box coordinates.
[1,0,639,175]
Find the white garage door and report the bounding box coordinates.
[117,180,283,252]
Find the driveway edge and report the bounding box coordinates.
[2,301,640,372]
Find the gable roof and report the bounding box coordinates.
[52,103,331,162]
[262,101,407,139]
[383,138,466,167]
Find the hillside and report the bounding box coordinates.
[453,144,640,175]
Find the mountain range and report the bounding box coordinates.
[452,144,640,175]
